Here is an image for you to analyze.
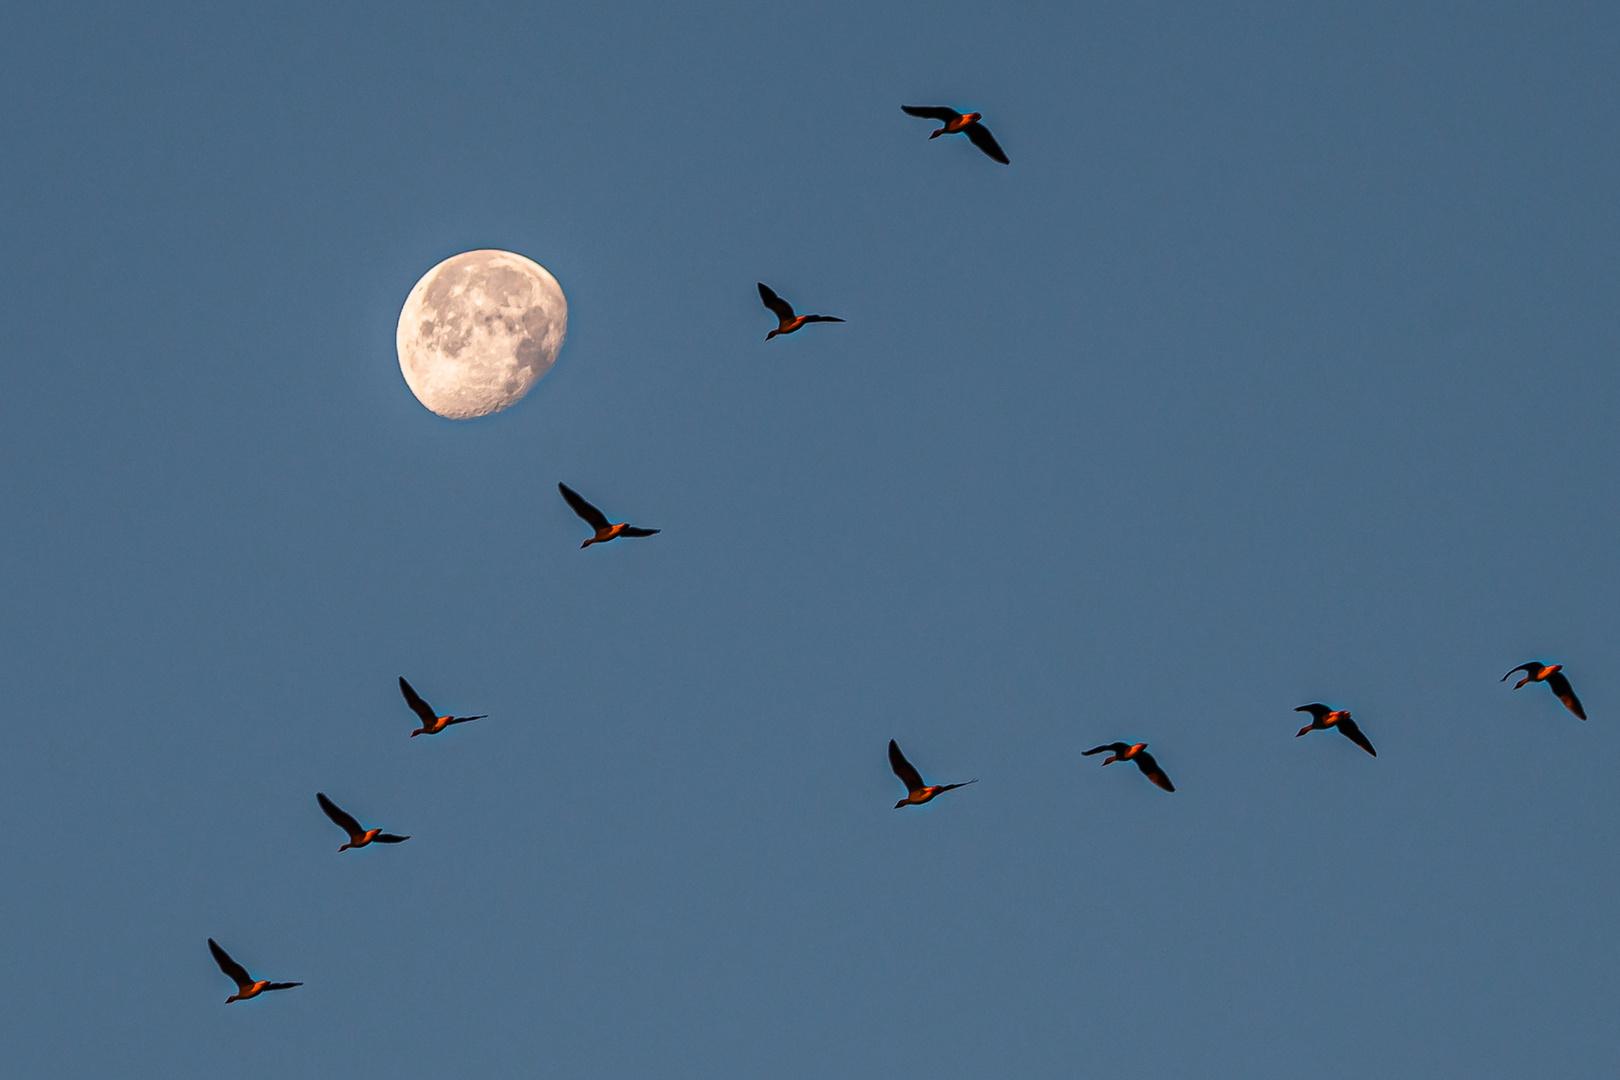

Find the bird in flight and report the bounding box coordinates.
[1294,704,1377,756]
[558,482,660,548]
[1082,742,1175,791]
[1502,661,1586,720]
[900,105,1010,164]
[757,283,844,340]
[399,676,486,738]
[316,792,410,851]
[208,939,302,1003]
[889,739,977,808]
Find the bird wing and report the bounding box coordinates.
[888,740,926,793]
[1294,703,1332,720]
[558,482,611,531]
[444,714,486,726]
[1081,743,1129,757]
[618,526,660,537]
[964,122,1010,163]
[801,315,845,324]
[757,282,795,322]
[374,834,410,843]
[208,939,253,989]
[901,105,961,122]
[935,779,979,794]
[1547,671,1586,719]
[1134,752,1175,791]
[316,792,363,838]
[263,982,303,991]
[398,677,439,726]
[1336,717,1377,756]
[1502,662,1541,682]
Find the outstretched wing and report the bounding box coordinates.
[374,834,411,844]
[619,526,661,537]
[1501,662,1541,682]
[398,677,438,726]
[964,122,1010,164]
[1082,743,1129,757]
[1294,703,1332,721]
[757,282,795,322]
[558,482,611,531]
[208,939,252,989]
[935,779,979,795]
[444,714,486,726]
[1135,751,1175,791]
[316,792,363,838]
[901,105,961,122]
[263,982,303,992]
[1336,717,1377,756]
[1546,671,1586,719]
[801,315,845,324]
[888,739,925,794]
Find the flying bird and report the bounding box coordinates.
[399,676,486,738]
[757,282,844,340]
[889,739,977,808]
[1502,661,1586,719]
[316,792,410,851]
[558,482,660,548]
[208,939,302,1003]
[1082,742,1175,791]
[900,105,1010,164]
[1294,704,1377,756]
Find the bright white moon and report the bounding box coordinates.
[396,249,567,420]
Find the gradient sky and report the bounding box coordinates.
[2,2,1617,1077]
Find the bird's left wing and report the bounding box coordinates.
[316,792,363,837]
[964,122,1010,164]
[757,283,795,322]
[801,315,845,324]
[375,834,411,843]
[444,714,487,726]
[398,677,439,726]
[1135,752,1175,791]
[888,740,925,793]
[263,982,303,991]
[208,939,252,988]
[619,526,661,537]
[558,483,611,531]
[1336,717,1378,757]
[1547,671,1587,719]
[901,105,961,121]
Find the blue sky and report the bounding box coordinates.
[1,2,1617,1077]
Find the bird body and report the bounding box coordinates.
[1502,661,1586,719]
[558,482,660,547]
[317,792,409,851]
[399,676,486,737]
[889,739,977,808]
[900,105,1010,164]
[757,283,843,340]
[1293,704,1377,756]
[1082,741,1175,791]
[208,939,301,1003]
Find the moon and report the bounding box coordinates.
[396,250,567,420]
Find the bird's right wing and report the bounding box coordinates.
[757,283,795,322]
[901,105,961,122]
[888,740,925,793]
[964,122,1010,164]
[398,677,439,726]
[208,939,253,989]
[1081,743,1126,757]
[1336,718,1378,757]
[1135,752,1176,791]
[801,315,845,324]
[618,526,661,537]
[444,714,487,726]
[263,982,303,991]
[1547,671,1587,719]
[1294,704,1331,720]
[316,792,363,838]
[558,483,611,531]
[374,834,411,843]
[1502,663,1539,682]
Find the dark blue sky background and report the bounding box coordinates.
[2,2,1617,1077]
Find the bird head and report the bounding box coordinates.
[894,797,909,809]
[1295,725,1312,738]
[1513,677,1532,690]
[965,112,982,124]
[1545,664,1563,676]
[1130,743,1147,756]
[409,728,423,738]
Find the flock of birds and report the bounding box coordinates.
[205,103,1593,1004]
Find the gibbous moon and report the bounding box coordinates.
[396,250,567,420]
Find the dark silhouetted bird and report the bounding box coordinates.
[1502,662,1586,720]
[1294,704,1377,756]
[317,792,410,851]
[208,939,301,1003]
[889,739,977,808]
[900,105,1010,164]
[757,283,844,340]
[558,482,660,547]
[1082,742,1175,791]
[399,676,486,738]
